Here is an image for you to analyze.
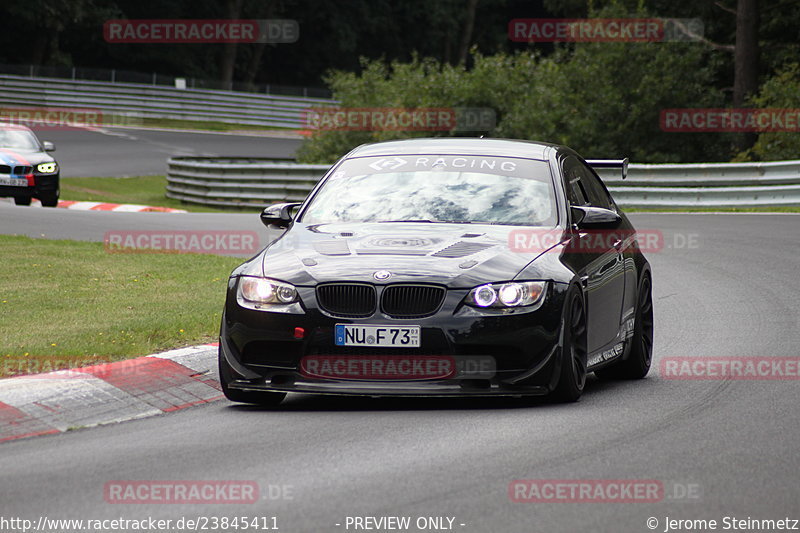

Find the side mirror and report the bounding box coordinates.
[570,206,621,228]
[42,141,56,152]
[260,202,301,229]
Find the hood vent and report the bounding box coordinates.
[314,240,351,256]
[431,241,493,258]
[356,249,428,256]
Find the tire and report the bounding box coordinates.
[14,196,32,206]
[219,348,286,406]
[551,289,588,402]
[595,274,653,380]
[40,192,59,208]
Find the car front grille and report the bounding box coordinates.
[315,283,447,318]
[381,285,446,318]
[316,283,376,317]
[13,166,32,175]
[0,165,10,174]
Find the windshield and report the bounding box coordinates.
[0,129,41,151]
[301,155,556,226]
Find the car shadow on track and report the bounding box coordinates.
[224,374,637,412]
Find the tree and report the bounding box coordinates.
[738,63,800,160]
[296,40,730,164]
[220,0,244,88]
[457,0,479,65]
[1,0,112,66]
[733,0,760,107]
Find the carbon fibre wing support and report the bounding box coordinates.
[587,158,629,180]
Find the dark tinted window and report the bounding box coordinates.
[562,156,613,209]
[577,164,613,209]
[562,157,589,206]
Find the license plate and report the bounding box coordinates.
[335,324,420,348]
[0,178,27,187]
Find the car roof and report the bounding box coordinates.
[346,137,558,161]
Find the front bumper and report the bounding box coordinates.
[0,173,59,199]
[220,280,569,397]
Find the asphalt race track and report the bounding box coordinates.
[0,202,282,250]
[29,126,302,177]
[1,207,798,532]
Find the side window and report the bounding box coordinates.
[577,163,614,210]
[561,157,589,207]
[563,156,614,210]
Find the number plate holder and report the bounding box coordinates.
[334,324,421,348]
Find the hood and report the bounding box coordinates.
[0,148,54,170]
[259,222,564,288]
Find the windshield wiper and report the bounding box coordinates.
[379,219,436,223]
[380,218,478,224]
[379,219,479,224]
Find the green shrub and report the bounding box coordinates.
[298,8,732,164]
[739,63,800,161]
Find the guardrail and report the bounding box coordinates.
[594,159,800,208]
[0,75,333,128]
[166,157,328,207]
[167,157,800,209]
[0,62,331,98]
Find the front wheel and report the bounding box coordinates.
[40,191,59,208]
[551,289,588,402]
[14,196,32,206]
[219,348,286,406]
[595,274,653,380]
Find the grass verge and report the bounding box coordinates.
[60,175,260,213]
[0,235,242,377]
[120,116,300,134]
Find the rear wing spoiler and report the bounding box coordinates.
[587,158,629,180]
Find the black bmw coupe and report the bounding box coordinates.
[219,138,653,405]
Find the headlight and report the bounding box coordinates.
[238,277,298,305]
[466,281,546,308]
[36,162,57,173]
